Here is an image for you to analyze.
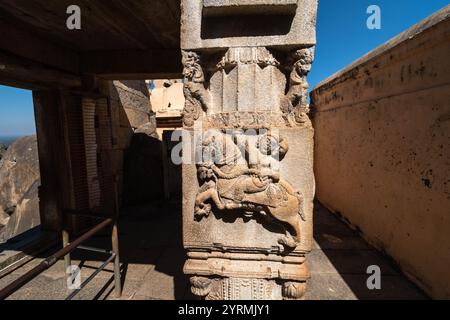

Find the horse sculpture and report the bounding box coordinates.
[194,130,306,249]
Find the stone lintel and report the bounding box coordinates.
[203,0,298,16]
[181,0,318,50]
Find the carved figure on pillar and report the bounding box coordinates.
[194,131,306,249]
[180,0,318,300]
[281,47,315,127]
[182,51,211,127]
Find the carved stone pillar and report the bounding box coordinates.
[180,0,318,300]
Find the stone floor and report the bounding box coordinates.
[0,200,427,300]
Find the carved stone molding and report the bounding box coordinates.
[185,248,310,299]
[190,277,309,300]
[222,278,276,300]
[206,111,311,129]
[191,276,279,300]
[182,46,316,129]
[216,47,280,70]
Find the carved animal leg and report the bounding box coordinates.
[194,190,212,218]
[208,189,225,210]
[270,200,302,248]
[278,231,297,249]
[194,189,225,219]
[283,214,302,243]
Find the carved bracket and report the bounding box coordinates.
[182,50,212,127]
[282,281,307,300]
[280,47,315,127]
[190,276,213,297]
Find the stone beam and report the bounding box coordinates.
[202,0,299,16]
[0,52,81,90]
[181,0,317,50]
[80,49,183,80]
[0,19,79,74]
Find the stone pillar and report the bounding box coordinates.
[181,0,318,300]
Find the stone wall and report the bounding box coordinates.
[311,7,450,299]
[109,80,155,148]
[105,80,163,206]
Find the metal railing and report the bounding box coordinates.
[0,216,121,300]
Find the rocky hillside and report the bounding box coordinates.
[0,135,40,243]
[0,143,7,160]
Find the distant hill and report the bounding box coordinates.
[0,136,21,147]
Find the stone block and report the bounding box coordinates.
[181,0,318,50]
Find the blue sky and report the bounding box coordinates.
[0,86,34,136]
[308,0,449,90]
[0,0,448,136]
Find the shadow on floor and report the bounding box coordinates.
[310,200,427,300]
[1,199,428,300]
[68,198,192,300]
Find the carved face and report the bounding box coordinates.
[182,51,204,82]
[202,135,220,164]
[295,48,314,75]
[198,165,214,181]
[257,134,288,160]
[296,61,311,75]
[183,60,196,80]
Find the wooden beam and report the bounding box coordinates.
[81,49,182,79]
[33,90,69,231]
[0,51,81,90]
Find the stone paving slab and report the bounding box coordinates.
[308,249,400,276]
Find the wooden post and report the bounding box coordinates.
[111,177,122,298]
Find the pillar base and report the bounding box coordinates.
[185,251,309,300]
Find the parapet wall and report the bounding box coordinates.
[311,6,450,299]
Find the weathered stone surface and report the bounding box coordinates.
[0,136,40,242]
[122,122,164,206]
[183,128,314,251]
[203,0,299,16]
[111,80,153,130]
[99,80,163,207]
[150,79,185,118]
[311,6,450,300]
